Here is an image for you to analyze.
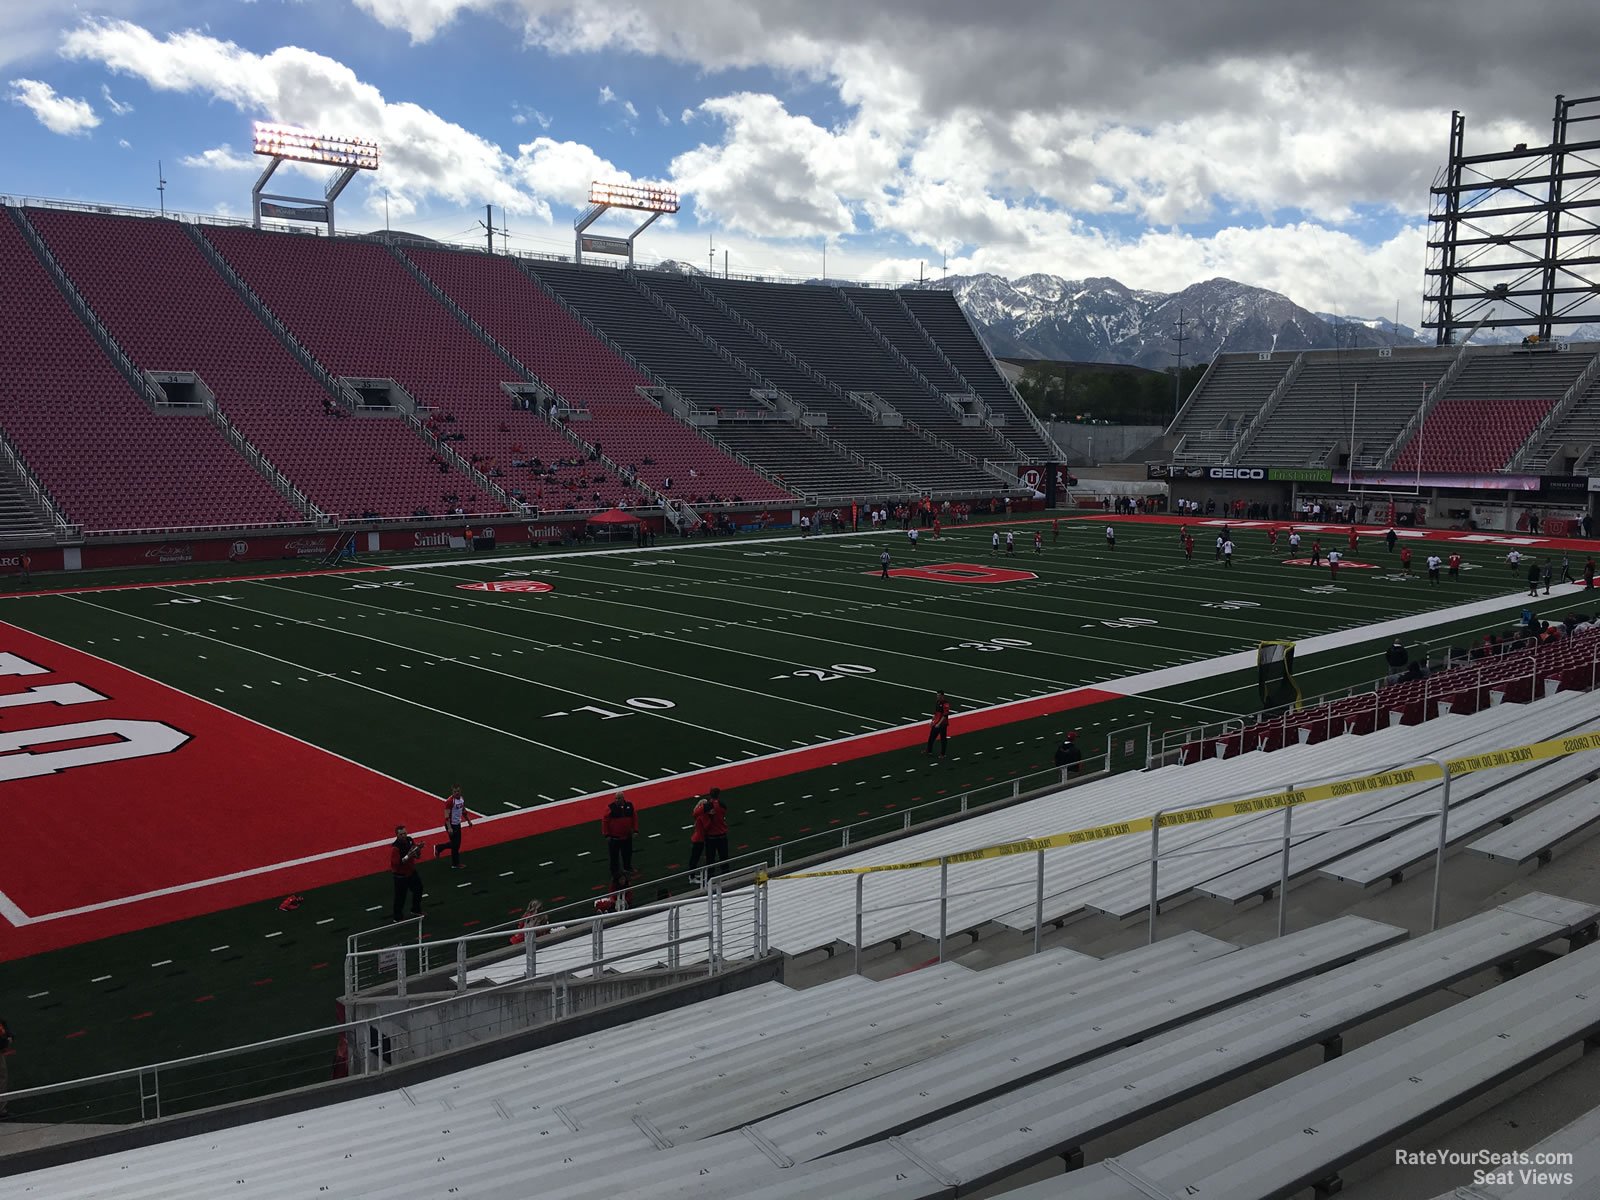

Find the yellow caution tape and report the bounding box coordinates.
[772,726,1600,880]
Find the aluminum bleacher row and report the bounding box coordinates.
[1172,340,1600,471]
[1241,348,1450,467]
[1431,1105,1600,1200]
[1378,342,1596,471]
[14,895,1598,1199]
[0,209,301,531]
[1525,366,1600,472]
[1183,625,1600,762]
[895,288,1056,461]
[529,260,1000,494]
[456,687,1600,991]
[634,271,889,496]
[1171,355,1293,463]
[700,277,1004,491]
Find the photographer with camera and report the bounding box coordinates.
[389,825,425,923]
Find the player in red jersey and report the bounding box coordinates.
[1399,545,1413,574]
[1348,527,1359,553]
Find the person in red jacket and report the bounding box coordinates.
[601,792,639,884]
[1399,545,1413,574]
[389,825,424,922]
[1347,527,1359,553]
[687,787,731,879]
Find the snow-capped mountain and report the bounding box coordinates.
[919,273,1426,368]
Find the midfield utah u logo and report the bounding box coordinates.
[870,562,1039,584]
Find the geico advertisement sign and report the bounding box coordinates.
[1206,467,1266,481]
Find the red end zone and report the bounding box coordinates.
[0,622,442,961]
[0,617,1121,960]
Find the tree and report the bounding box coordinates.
[1010,360,1205,425]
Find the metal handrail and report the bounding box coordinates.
[0,426,75,539]
[1509,349,1600,471]
[1374,323,1485,469]
[1227,353,1305,465]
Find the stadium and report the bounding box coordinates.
[1,24,1599,1200]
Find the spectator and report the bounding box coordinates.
[687,788,730,879]
[1384,639,1408,682]
[1054,732,1083,775]
[388,826,424,922]
[601,792,638,883]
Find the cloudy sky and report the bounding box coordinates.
[2,1,1587,315]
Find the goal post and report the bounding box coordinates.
[1258,640,1301,713]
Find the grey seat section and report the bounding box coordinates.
[1198,699,1600,903]
[1436,1100,1600,1198]
[321,940,1226,1200]
[990,696,1593,928]
[1043,937,1600,1200]
[451,918,1403,1199]
[1320,750,1600,886]
[697,896,1597,1200]
[878,894,1600,1194]
[1467,778,1600,866]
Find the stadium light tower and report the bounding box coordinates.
[250,121,381,235]
[574,180,679,265]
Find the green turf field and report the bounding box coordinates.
[2,516,1585,1114]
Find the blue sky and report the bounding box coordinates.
[1,1,1574,314]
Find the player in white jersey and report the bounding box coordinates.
[434,785,474,868]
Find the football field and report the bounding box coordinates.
[1,512,1588,1096]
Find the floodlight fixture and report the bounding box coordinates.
[575,178,679,265]
[250,121,382,234]
[586,180,679,214]
[252,121,382,170]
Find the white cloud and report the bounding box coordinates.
[180,143,258,171]
[511,105,550,128]
[597,83,637,125]
[117,137,130,148]
[8,78,99,135]
[99,82,133,115]
[672,92,896,239]
[655,105,670,126]
[61,19,553,221]
[514,136,630,208]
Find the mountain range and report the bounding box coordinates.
[925,273,1421,368]
[652,260,1597,368]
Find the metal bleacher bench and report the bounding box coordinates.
[1432,1100,1600,1198]
[1467,778,1600,867]
[676,894,1600,1200]
[1036,935,1600,1200]
[520,917,1404,1199]
[1319,751,1600,887]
